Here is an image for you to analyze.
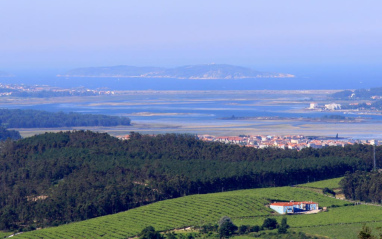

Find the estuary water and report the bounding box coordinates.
[1,65,382,139]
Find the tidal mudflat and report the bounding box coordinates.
[5,90,382,139]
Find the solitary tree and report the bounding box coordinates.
[218,216,233,227]
[278,217,289,234]
[139,226,163,239]
[358,225,378,239]
[262,218,278,230]
[218,216,237,238]
[238,225,248,235]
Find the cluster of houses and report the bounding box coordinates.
[197,134,379,150]
[309,102,341,110]
[0,83,116,96]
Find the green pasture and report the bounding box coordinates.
[236,205,382,227]
[0,231,13,238]
[294,221,382,239]
[298,177,343,189]
[14,183,382,239]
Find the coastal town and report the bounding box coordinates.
[117,133,380,150]
[197,134,379,149]
[0,83,115,97]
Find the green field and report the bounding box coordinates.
[298,177,343,189]
[13,185,382,239]
[0,231,13,238]
[16,187,356,238]
[294,221,382,239]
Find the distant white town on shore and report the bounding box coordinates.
[117,134,380,150]
[308,102,342,111]
[196,134,379,150]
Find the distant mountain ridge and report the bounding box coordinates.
[0,70,13,77]
[58,64,294,79]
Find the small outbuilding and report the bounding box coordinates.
[270,201,318,214]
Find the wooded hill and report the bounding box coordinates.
[0,126,21,141]
[0,109,131,128]
[341,171,382,203]
[331,87,382,100]
[0,131,376,230]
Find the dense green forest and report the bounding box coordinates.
[340,171,382,203]
[0,126,21,141]
[0,109,131,128]
[0,131,376,230]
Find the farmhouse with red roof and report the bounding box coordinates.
[270,201,318,214]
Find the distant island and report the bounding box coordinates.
[0,70,13,77]
[58,64,295,79]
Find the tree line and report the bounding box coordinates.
[0,126,21,141]
[0,109,131,128]
[340,171,382,203]
[0,131,376,230]
[331,87,382,100]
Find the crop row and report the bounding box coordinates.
[15,186,346,238]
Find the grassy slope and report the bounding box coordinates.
[294,222,382,239]
[16,187,346,239]
[0,232,13,238]
[15,178,380,239]
[298,177,343,189]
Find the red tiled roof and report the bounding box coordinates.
[270,201,318,206]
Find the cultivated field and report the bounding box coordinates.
[298,177,343,189]
[15,186,352,239]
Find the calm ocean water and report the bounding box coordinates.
[2,65,382,91]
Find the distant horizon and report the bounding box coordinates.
[0,64,382,91]
[1,1,381,70]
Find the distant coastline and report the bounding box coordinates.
[57,75,294,79]
[219,115,367,123]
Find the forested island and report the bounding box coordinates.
[0,131,376,230]
[58,64,294,79]
[0,109,131,128]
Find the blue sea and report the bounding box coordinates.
[2,64,382,91]
[0,65,381,138]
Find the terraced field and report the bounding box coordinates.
[15,187,347,239]
[298,177,343,189]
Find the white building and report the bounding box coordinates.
[270,201,319,214]
[309,103,318,109]
[325,103,341,110]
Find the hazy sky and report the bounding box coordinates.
[0,0,381,70]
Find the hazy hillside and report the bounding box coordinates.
[331,87,382,99]
[0,70,12,77]
[58,64,294,79]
